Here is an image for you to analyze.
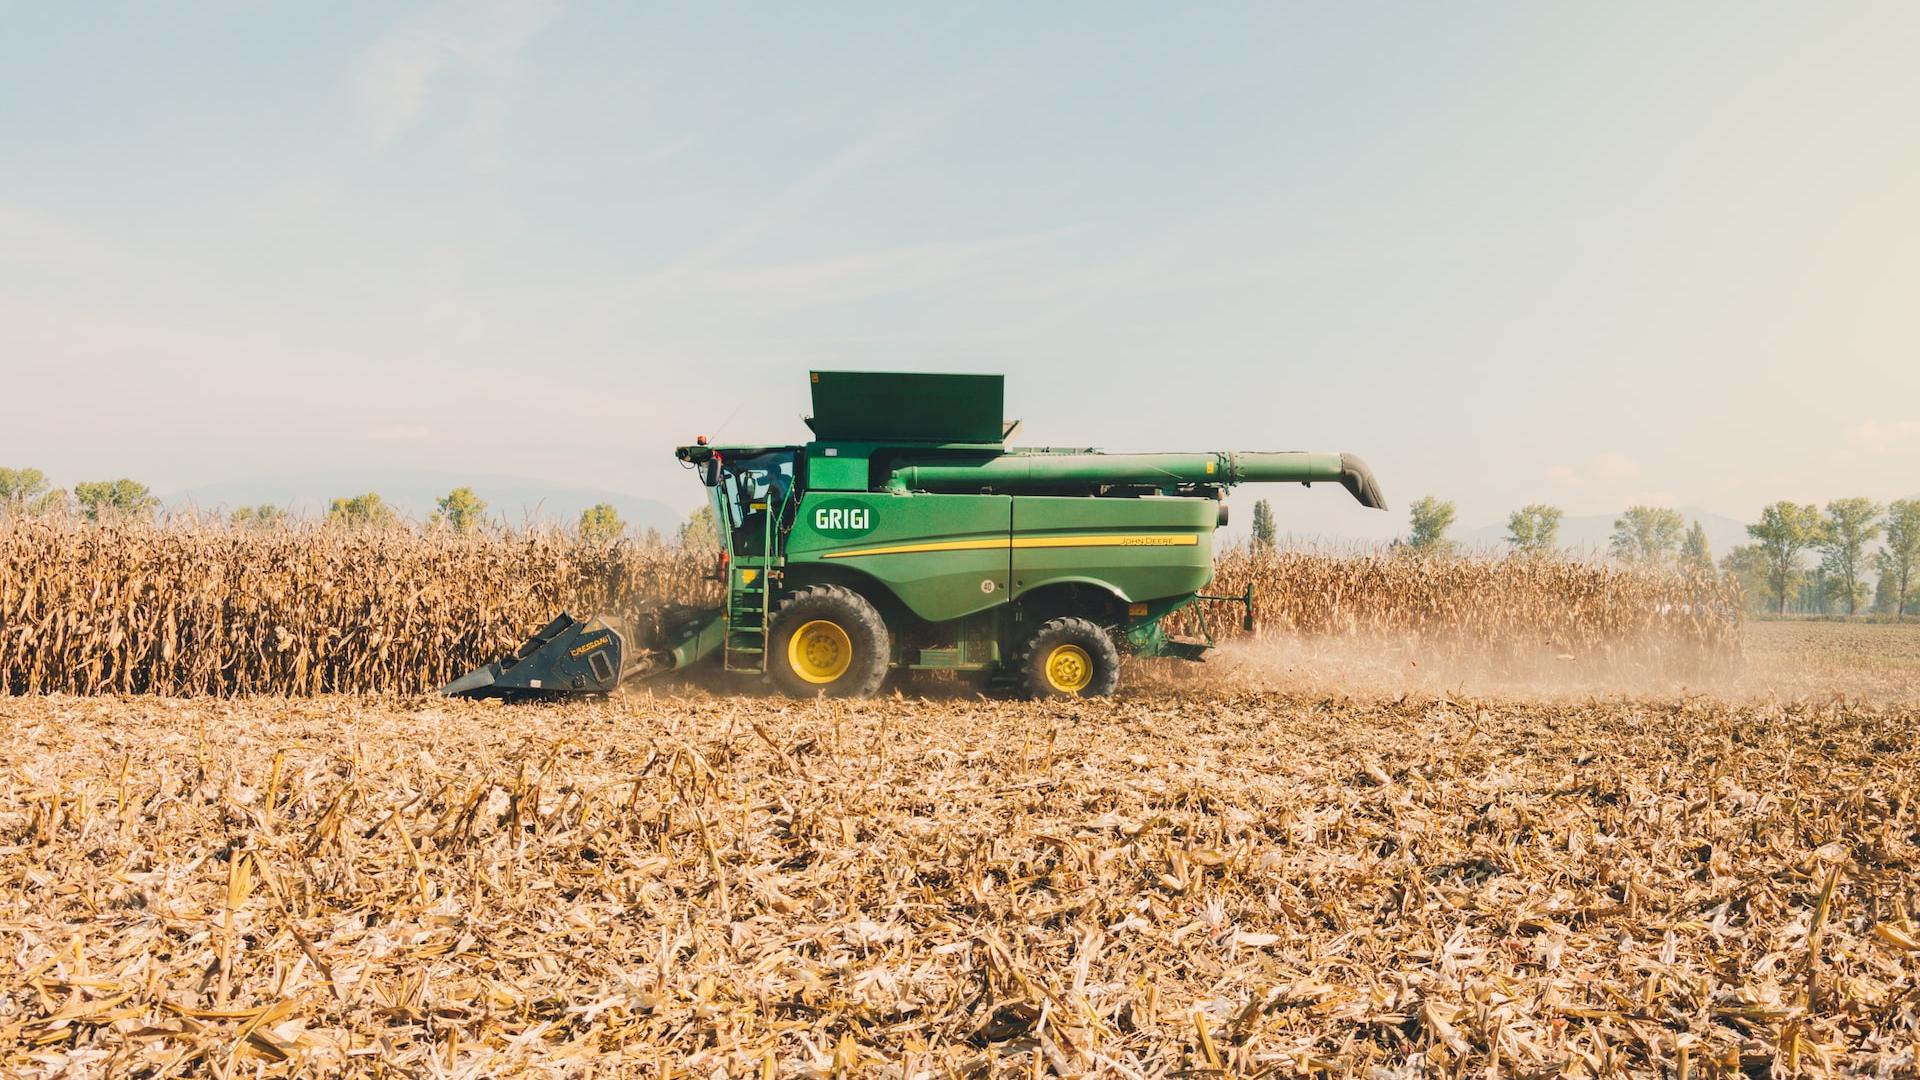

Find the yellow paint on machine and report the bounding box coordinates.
[1017,534,1198,550]
[820,534,1199,559]
[569,634,611,657]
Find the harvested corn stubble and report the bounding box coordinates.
[3,689,1915,1076]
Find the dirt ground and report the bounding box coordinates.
[1738,620,1920,702]
[4,670,1918,1076]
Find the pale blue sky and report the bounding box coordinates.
[3,3,1917,540]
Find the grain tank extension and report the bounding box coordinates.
[443,371,1385,700]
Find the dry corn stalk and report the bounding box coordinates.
[0,518,716,695]
[1189,547,1743,682]
[1,689,1914,1075]
[0,519,1738,695]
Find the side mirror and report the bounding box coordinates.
[700,458,723,487]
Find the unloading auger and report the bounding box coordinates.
[443,370,1385,700]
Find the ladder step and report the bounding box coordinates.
[726,560,776,675]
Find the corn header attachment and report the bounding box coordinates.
[441,607,723,701]
[442,370,1385,701]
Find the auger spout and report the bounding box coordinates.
[1227,452,1388,510]
[887,450,1387,509]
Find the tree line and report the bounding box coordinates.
[0,467,674,545]
[0,469,160,521]
[1247,494,1920,619]
[11,464,1914,617]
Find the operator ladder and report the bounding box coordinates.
[723,566,770,673]
[724,497,780,674]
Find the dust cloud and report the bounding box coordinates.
[1131,622,1920,705]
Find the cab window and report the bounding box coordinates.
[722,451,796,552]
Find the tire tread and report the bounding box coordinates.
[1015,616,1121,698]
[768,584,891,698]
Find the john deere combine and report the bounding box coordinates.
[443,371,1385,700]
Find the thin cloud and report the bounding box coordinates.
[0,204,128,272]
[1847,419,1920,454]
[1544,454,1678,511]
[656,123,922,276]
[356,0,561,146]
[365,424,433,443]
[651,231,1071,313]
[1547,452,1641,490]
[652,69,1000,278]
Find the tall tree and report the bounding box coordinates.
[1681,520,1713,575]
[1505,504,1562,556]
[1879,499,1920,622]
[1250,499,1276,551]
[0,467,51,514]
[1609,506,1685,565]
[1818,498,1882,616]
[328,492,398,528]
[1746,501,1824,614]
[73,478,159,522]
[1874,561,1900,615]
[1720,544,1772,614]
[431,487,488,531]
[1801,567,1836,615]
[230,504,287,529]
[1403,496,1456,555]
[579,503,625,543]
[678,504,720,549]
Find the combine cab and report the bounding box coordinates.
[445,371,1384,700]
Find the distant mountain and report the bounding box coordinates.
[165,470,687,535]
[1455,506,1752,560]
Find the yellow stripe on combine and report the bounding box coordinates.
[820,534,1198,559]
[821,538,1005,558]
[1015,534,1199,550]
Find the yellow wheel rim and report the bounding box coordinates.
[1044,643,1094,694]
[788,619,853,684]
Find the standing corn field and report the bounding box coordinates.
[1198,547,1743,681]
[0,519,716,696]
[1,519,1739,696]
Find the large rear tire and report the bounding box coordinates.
[1017,617,1121,699]
[768,585,891,698]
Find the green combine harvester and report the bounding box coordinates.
[443,371,1386,700]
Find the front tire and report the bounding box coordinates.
[768,585,891,698]
[1017,617,1121,699]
